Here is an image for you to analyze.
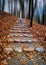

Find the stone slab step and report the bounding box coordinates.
[15,23,26,25]
[8,37,37,43]
[11,28,28,30]
[11,30,30,34]
[10,29,30,33]
[11,27,27,29]
[12,26,28,28]
[9,33,33,37]
[16,21,26,23]
[10,30,30,33]
[15,25,26,27]
[8,38,33,43]
[8,36,33,40]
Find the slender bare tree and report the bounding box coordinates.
[42,0,44,25]
[2,0,5,11]
[8,0,10,13]
[20,0,24,18]
[14,0,16,15]
[29,0,37,27]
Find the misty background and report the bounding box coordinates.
[0,0,46,25]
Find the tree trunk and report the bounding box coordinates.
[30,0,33,27]
[29,0,31,19]
[30,0,37,27]
[8,0,10,13]
[20,0,24,18]
[42,0,44,25]
[2,0,5,11]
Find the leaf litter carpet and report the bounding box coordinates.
[0,19,46,65]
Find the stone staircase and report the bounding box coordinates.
[6,19,45,65]
[8,19,37,43]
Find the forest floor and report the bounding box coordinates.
[0,11,46,65]
[26,19,46,50]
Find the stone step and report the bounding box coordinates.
[15,23,26,25]
[16,21,26,24]
[13,26,27,28]
[10,29,30,33]
[9,33,33,37]
[8,37,37,43]
[11,29,28,31]
[16,22,25,24]
[8,36,33,40]
[10,30,30,33]
[11,27,28,30]
[8,38,32,43]
[10,29,29,32]
[12,26,28,28]
[15,23,26,26]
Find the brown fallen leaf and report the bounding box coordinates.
[20,59,26,65]
[26,54,33,59]
[0,54,4,60]
[1,60,8,65]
